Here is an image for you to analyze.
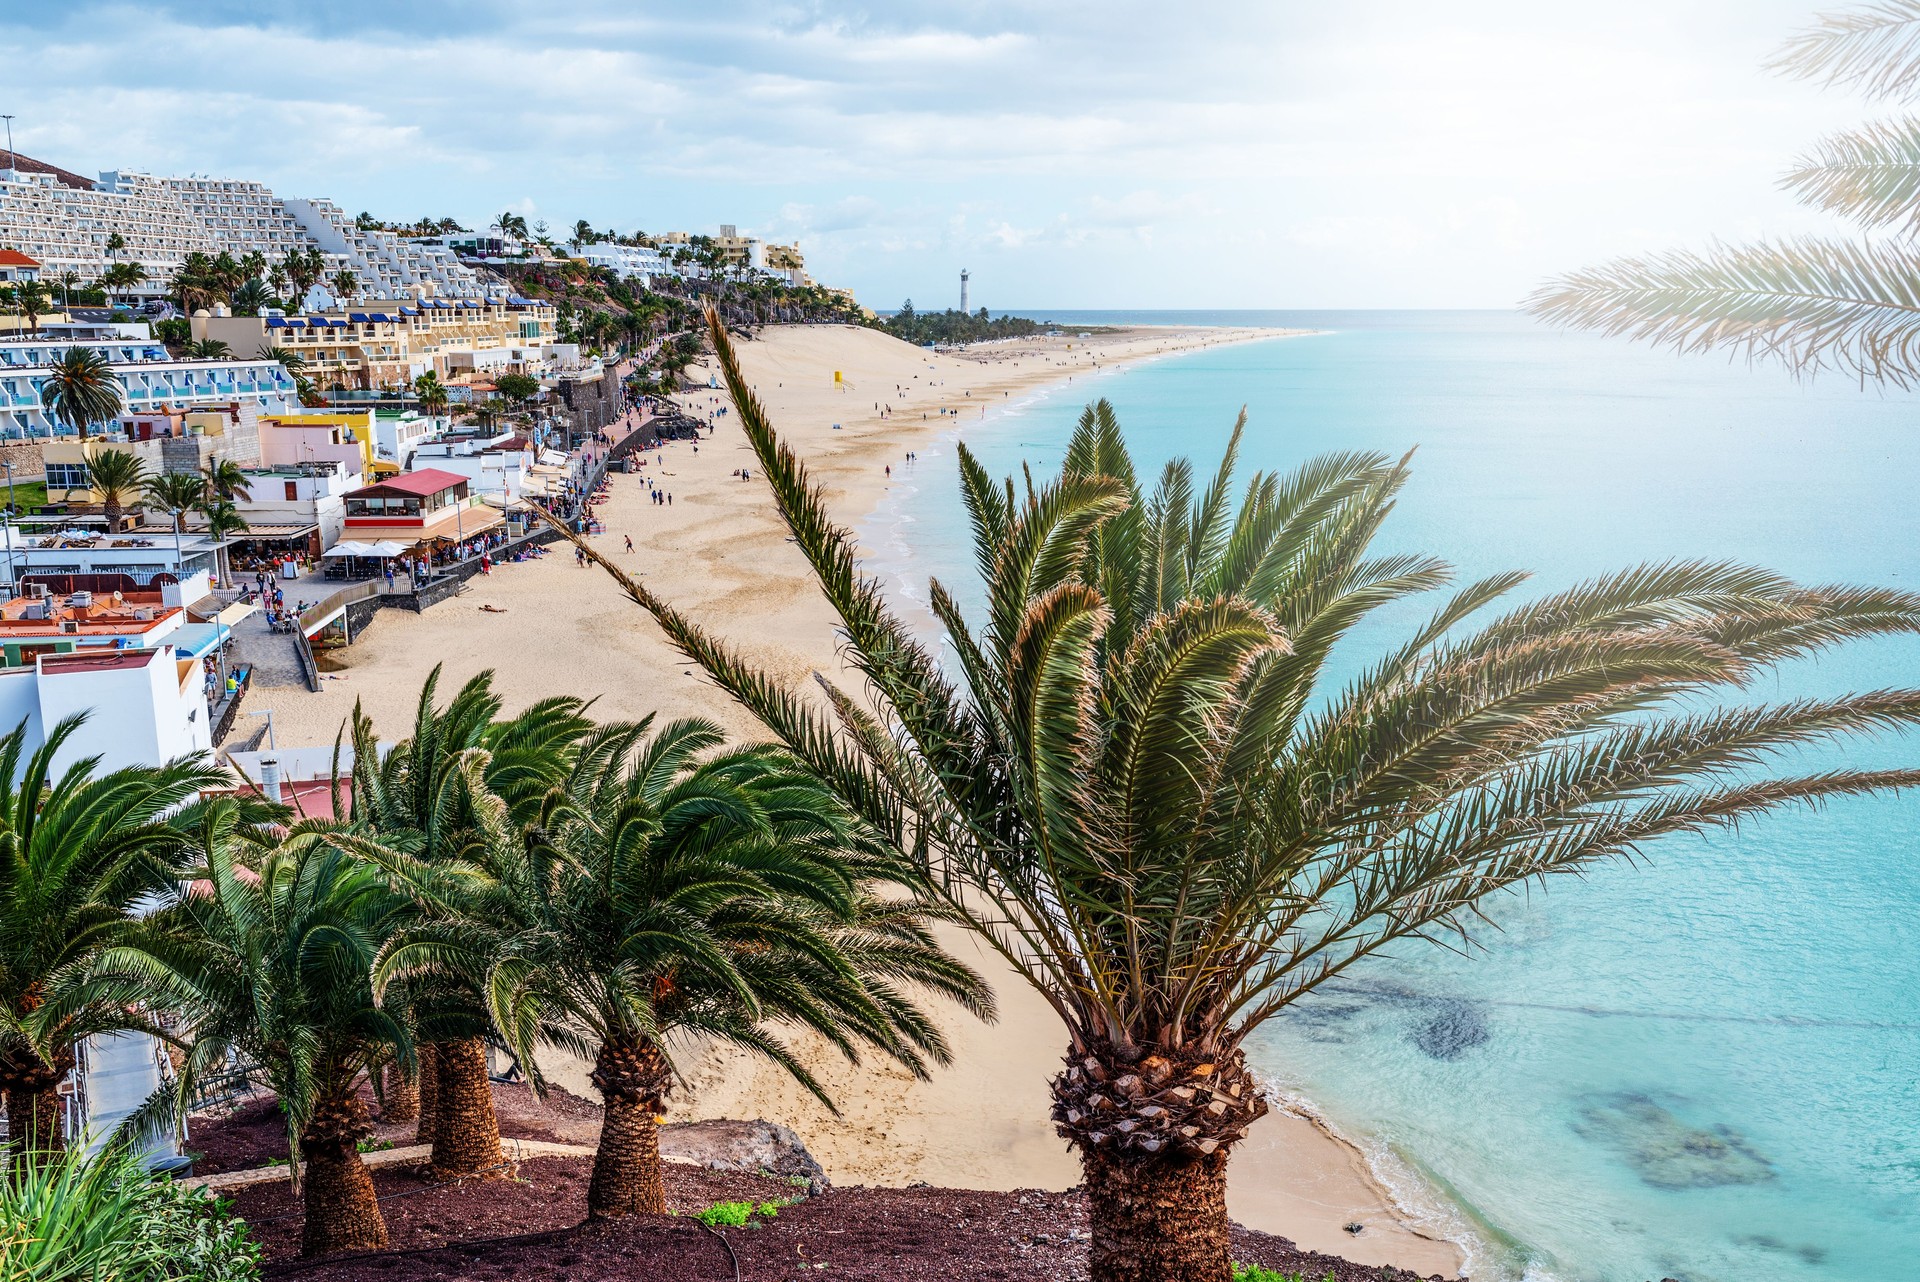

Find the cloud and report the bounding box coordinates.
[0,0,1863,307]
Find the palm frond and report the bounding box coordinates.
[1770,1,1920,99]
[1524,237,1920,386]
[1784,114,1920,228]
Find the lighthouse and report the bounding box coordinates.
[960,268,970,314]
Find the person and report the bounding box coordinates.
[384,563,395,591]
[624,534,634,552]
[576,546,586,567]
[480,553,492,576]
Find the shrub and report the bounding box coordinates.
[0,1145,260,1281]
[694,1200,756,1228]
[1232,1267,1335,1282]
[134,1178,261,1282]
[692,1199,788,1228]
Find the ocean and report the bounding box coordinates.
[861,310,1920,1282]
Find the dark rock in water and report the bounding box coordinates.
[1277,996,1367,1045]
[1735,1233,1828,1265]
[660,1117,830,1195]
[1409,998,1490,1060]
[1573,1093,1775,1190]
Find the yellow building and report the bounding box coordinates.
[712,224,756,269]
[190,296,559,393]
[659,226,758,272]
[762,243,809,286]
[257,411,378,475]
[41,411,260,511]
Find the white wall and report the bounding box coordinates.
[162,571,212,607]
[408,451,530,501]
[36,647,210,775]
[0,668,44,752]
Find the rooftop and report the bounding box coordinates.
[0,152,94,191]
[348,468,468,498]
[38,648,161,675]
[0,591,179,635]
[0,249,41,269]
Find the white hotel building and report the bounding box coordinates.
[0,327,299,439]
[574,242,679,287]
[0,157,487,303]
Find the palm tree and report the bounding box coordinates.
[330,270,359,307]
[103,232,125,260]
[182,339,231,360]
[14,280,48,336]
[1529,3,1920,385]
[267,264,289,304]
[378,718,987,1218]
[345,669,591,1179]
[495,212,528,243]
[570,220,594,250]
[56,271,81,310]
[261,346,307,377]
[171,255,217,314]
[98,809,409,1255]
[0,717,223,1167]
[230,278,272,316]
[557,313,1920,1282]
[85,448,149,531]
[199,498,249,586]
[280,249,314,306]
[38,346,125,439]
[143,471,208,569]
[208,253,243,302]
[202,457,252,503]
[99,262,145,310]
[413,371,449,421]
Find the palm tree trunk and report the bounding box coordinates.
[1079,1147,1232,1282]
[381,1060,418,1124]
[428,1036,502,1177]
[412,1042,439,1145]
[300,1093,387,1256]
[1052,1045,1267,1282]
[586,1035,671,1217]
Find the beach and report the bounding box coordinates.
[248,321,1466,1277]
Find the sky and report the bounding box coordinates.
[0,0,1884,309]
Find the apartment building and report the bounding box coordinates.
[0,154,488,303]
[232,459,364,555]
[281,198,484,301]
[0,330,298,438]
[192,297,561,392]
[0,640,212,775]
[575,242,678,285]
[256,411,375,474]
[160,176,315,262]
[41,410,265,514]
[762,242,810,286]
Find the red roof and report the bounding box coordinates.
[0,249,40,269]
[39,649,157,674]
[347,468,468,498]
[2,153,94,191]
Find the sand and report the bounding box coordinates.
[245,322,1468,1278]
